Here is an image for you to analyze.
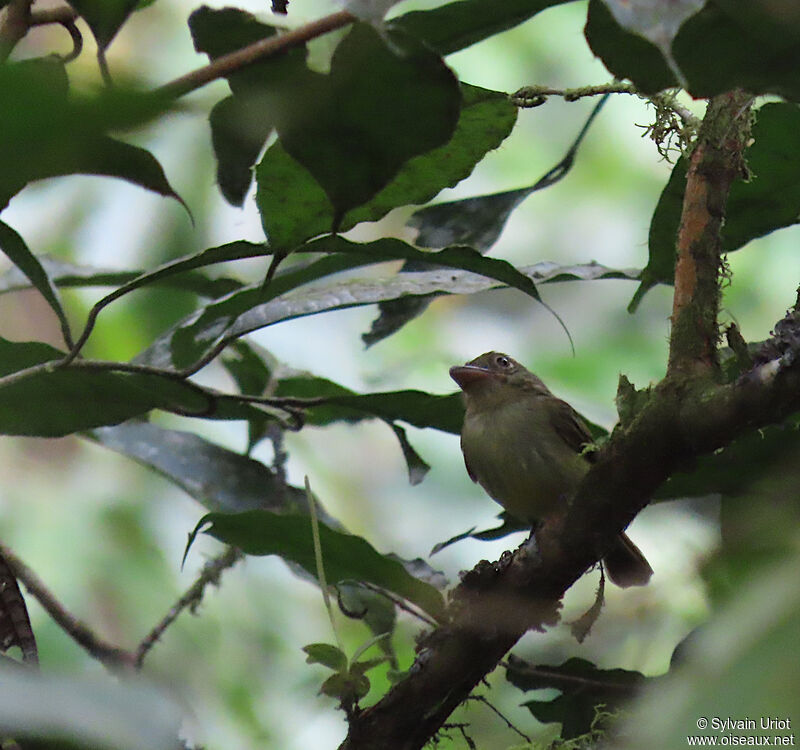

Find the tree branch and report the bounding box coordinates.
[158,10,354,101]
[339,299,800,749]
[667,90,753,378]
[0,542,136,671]
[135,546,243,668]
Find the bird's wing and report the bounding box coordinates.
[548,397,595,459]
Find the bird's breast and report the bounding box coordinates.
[461,401,587,523]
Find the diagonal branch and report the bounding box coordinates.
[339,299,800,750]
[158,11,354,100]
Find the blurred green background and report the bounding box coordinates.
[1,0,798,747]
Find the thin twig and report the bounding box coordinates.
[135,546,243,668]
[466,695,531,743]
[511,81,635,106]
[158,10,354,100]
[0,542,136,671]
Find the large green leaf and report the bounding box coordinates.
[632,103,800,309]
[253,22,461,228]
[256,83,517,249]
[92,422,309,514]
[0,60,181,207]
[586,0,800,100]
[187,510,445,619]
[146,237,545,371]
[188,6,289,206]
[273,373,465,435]
[391,0,574,56]
[0,221,73,348]
[139,241,638,372]
[0,338,207,436]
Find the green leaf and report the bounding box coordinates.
[584,0,677,94]
[256,83,517,249]
[674,3,800,101]
[0,60,182,207]
[0,221,73,348]
[389,423,431,485]
[141,241,637,373]
[67,0,139,50]
[189,7,289,205]
[0,255,242,299]
[0,671,182,750]
[507,655,645,738]
[633,103,800,310]
[91,422,310,514]
[265,22,460,225]
[0,339,207,436]
[209,95,274,206]
[319,671,371,700]
[189,510,446,619]
[391,0,573,56]
[273,372,464,434]
[302,643,348,672]
[586,0,800,100]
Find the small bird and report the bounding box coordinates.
[450,351,652,588]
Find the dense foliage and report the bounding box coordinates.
[0,1,798,748]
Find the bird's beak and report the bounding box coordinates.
[449,364,493,390]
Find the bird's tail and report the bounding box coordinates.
[603,532,653,588]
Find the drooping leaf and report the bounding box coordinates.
[633,103,800,310]
[91,422,309,514]
[506,654,645,738]
[390,0,573,56]
[0,221,73,348]
[166,237,544,371]
[0,59,182,207]
[256,83,516,249]
[189,6,290,205]
[67,0,139,50]
[208,95,274,205]
[364,94,606,346]
[389,423,431,485]
[0,339,208,436]
[0,671,182,750]
[139,241,638,373]
[187,510,445,619]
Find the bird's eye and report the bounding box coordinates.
[495,355,512,369]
